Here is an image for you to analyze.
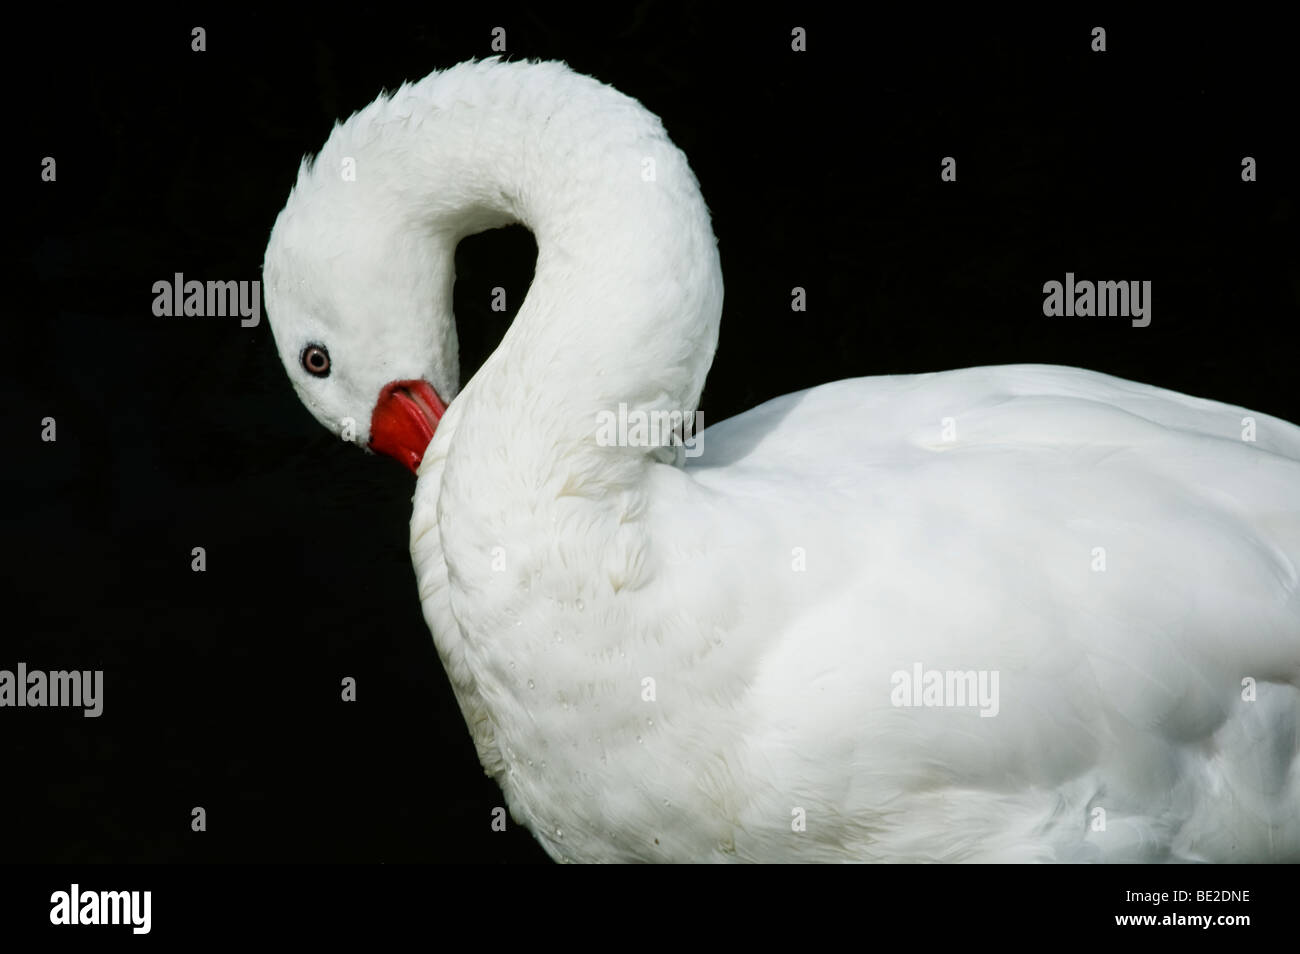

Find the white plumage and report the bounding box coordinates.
[263,58,1300,862]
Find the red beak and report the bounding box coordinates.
[368,379,447,474]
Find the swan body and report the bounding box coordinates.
[263,58,1300,862]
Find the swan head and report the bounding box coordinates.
[262,157,460,474]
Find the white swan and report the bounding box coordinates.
[263,58,1300,862]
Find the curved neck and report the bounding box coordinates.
[329,60,723,460]
[351,66,731,819]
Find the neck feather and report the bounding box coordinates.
[323,59,723,455]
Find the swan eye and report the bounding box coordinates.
[301,344,331,377]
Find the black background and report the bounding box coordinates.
[5,7,1296,867]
